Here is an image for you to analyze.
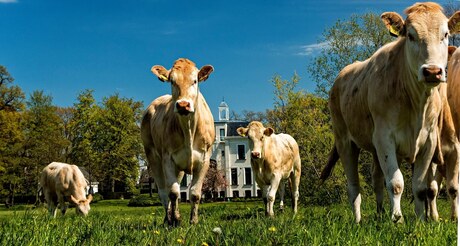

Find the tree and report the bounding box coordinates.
[0,110,24,206]
[444,0,460,46]
[202,160,227,201]
[0,65,25,112]
[22,91,70,202]
[94,94,143,195]
[68,90,100,192]
[308,13,393,98]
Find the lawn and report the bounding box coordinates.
[0,198,457,245]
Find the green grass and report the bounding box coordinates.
[0,198,457,245]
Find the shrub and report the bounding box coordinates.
[127,194,161,207]
[91,193,103,203]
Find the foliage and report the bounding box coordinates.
[22,91,70,201]
[202,160,227,201]
[91,193,104,203]
[308,13,393,98]
[94,93,143,194]
[0,65,25,112]
[128,194,161,207]
[0,199,456,245]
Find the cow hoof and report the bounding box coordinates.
[392,214,404,224]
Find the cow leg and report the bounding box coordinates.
[372,154,385,217]
[144,146,169,226]
[57,193,67,216]
[445,144,459,220]
[427,162,440,221]
[278,180,285,211]
[261,185,269,216]
[44,191,58,218]
[413,132,437,221]
[290,163,301,214]
[266,174,282,217]
[337,141,361,223]
[189,157,210,225]
[163,156,181,227]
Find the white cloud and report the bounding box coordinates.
[296,41,330,56]
[0,0,17,3]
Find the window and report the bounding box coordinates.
[231,168,238,185]
[237,145,246,160]
[221,150,225,158]
[220,128,225,141]
[180,192,187,202]
[245,190,252,198]
[180,176,188,187]
[244,168,252,185]
[233,190,239,198]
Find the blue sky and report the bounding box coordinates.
[1,0,456,118]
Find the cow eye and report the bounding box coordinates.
[442,32,448,41]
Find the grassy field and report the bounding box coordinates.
[0,198,457,245]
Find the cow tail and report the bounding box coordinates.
[320,144,340,183]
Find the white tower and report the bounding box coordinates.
[218,99,229,121]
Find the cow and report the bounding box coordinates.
[237,121,301,217]
[140,58,215,226]
[320,2,460,223]
[40,162,93,217]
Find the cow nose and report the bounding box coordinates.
[422,66,443,82]
[251,151,261,159]
[176,101,191,115]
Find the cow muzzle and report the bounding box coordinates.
[420,65,445,84]
[251,151,261,159]
[175,100,194,116]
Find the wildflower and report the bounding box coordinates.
[201,242,209,246]
[142,230,146,234]
[212,227,222,235]
[153,230,160,235]
[177,238,184,244]
[268,226,276,232]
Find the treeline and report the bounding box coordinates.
[0,66,143,205]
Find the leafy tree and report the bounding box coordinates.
[308,13,393,98]
[0,111,24,206]
[68,90,100,191]
[0,65,25,112]
[22,91,70,201]
[444,0,460,46]
[94,94,143,195]
[202,160,227,201]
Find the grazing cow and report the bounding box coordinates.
[320,2,460,223]
[141,58,215,226]
[40,162,92,217]
[237,121,301,217]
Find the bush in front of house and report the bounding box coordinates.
[127,194,161,207]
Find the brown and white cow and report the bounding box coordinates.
[320,3,460,223]
[428,81,460,221]
[237,121,301,217]
[140,58,215,226]
[40,162,93,217]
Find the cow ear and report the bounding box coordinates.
[198,65,214,82]
[264,127,274,136]
[237,127,248,137]
[381,12,405,37]
[151,65,170,82]
[70,195,79,205]
[87,194,93,203]
[448,11,460,35]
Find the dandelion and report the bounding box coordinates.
[212,227,222,235]
[142,230,146,234]
[201,242,209,246]
[177,238,184,244]
[153,230,160,235]
[268,226,277,232]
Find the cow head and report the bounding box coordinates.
[381,2,460,85]
[70,194,92,216]
[151,58,214,116]
[237,121,274,160]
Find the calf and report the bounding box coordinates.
[40,162,92,217]
[237,121,301,216]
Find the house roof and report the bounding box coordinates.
[226,121,249,136]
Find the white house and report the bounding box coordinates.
[179,100,259,201]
